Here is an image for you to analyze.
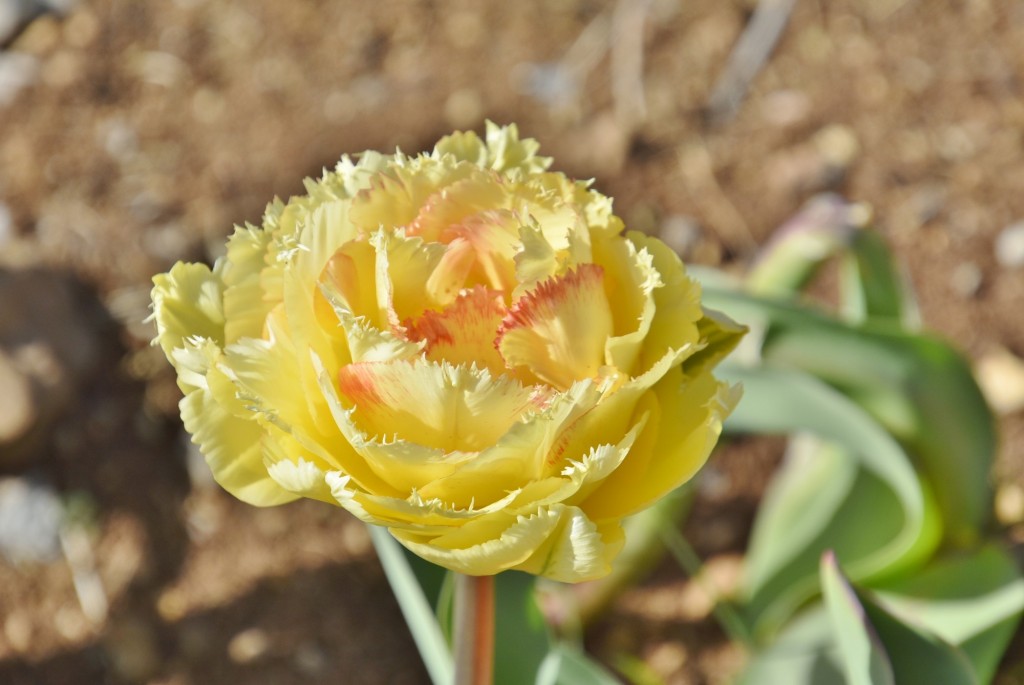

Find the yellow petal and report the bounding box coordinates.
[416,379,602,508]
[178,340,296,506]
[625,231,704,372]
[151,261,225,365]
[221,224,274,344]
[593,234,662,376]
[390,506,564,576]
[497,265,613,388]
[514,505,621,581]
[337,358,543,453]
[582,369,738,521]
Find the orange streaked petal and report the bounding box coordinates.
[496,264,613,388]
[405,286,508,374]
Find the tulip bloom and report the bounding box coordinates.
[152,123,742,581]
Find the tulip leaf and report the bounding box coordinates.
[823,554,979,685]
[702,286,995,546]
[719,364,941,635]
[839,228,919,329]
[820,551,896,685]
[872,546,1024,683]
[535,645,622,685]
[736,606,844,685]
[369,525,454,685]
[493,571,552,685]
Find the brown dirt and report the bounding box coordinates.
[1,0,1022,683]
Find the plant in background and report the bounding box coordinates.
[150,123,744,683]
[699,195,1024,685]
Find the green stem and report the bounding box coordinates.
[659,523,754,647]
[453,573,495,685]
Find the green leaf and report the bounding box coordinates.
[369,525,453,685]
[737,607,845,685]
[493,572,551,685]
[872,546,1024,683]
[820,551,896,685]
[536,645,622,685]
[839,229,919,328]
[721,364,941,635]
[745,194,865,298]
[701,286,995,546]
[822,552,979,685]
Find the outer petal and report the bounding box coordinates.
[179,339,297,506]
[151,262,225,368]
[581,368,739,521]
[513,506,624,581]
[390,506,565,576]
[221,224,275,344]
[625,231,705,372]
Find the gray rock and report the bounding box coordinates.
[996,221,1024,268]
[0,476,63,563]
[0,52,38,106]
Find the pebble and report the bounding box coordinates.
[293,641,328,677]
[0,476,63,563]
[0,202,11,245]
[949,262,983,298]
[995,221,1024,268]
[659,215,701,257]
[0,52,39,107]
[228,627,270,664]
[996,483,1024,525]
[976,347,1024,414]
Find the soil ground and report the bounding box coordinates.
[1,0,1023,683]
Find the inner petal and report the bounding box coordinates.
[337,359,544,453]
[405,286,508,375]
[496,264,614,389]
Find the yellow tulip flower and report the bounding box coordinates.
[151,123,743,581]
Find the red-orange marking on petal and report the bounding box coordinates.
[496,264,613,389]
[405,286,508,374]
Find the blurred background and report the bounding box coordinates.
[1,0,1023,683]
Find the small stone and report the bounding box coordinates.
[760,90,811,128]
[342,520,372,556]
[996,484,1024,525]
[646,642,687,679]
[0,53,39,107]
[814,124,860,169]
[133,50,188,88]
[950,262,983,298]
[228,627,270,664]
[63,8,100,48]
[293,641,327,677]
[9,13,60,55]
[976,348,1024,414]
[660,215,701,257]
[0,477,63,563]
[41,49,83,89]
[98,118,138,161]
[995,221,1024,268]
[0,203,11,246]
[4,611,32,652]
